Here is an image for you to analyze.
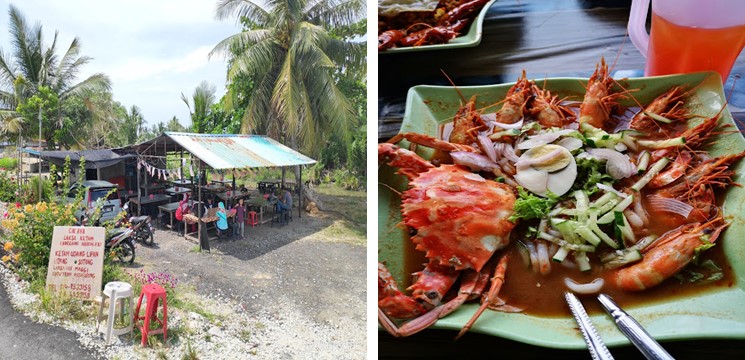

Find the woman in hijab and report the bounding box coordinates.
[216,201,229,238]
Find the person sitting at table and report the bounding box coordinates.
[176,194,190,235]
[204,196,215,213]
[277,187,293,223]
[216,201,230,238]
[232,198,247,240]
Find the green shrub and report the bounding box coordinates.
[347,126,366,177]
[20,175,54,204]
[0,171,19,202]
[0,157,18,170]
[1,201,79,281]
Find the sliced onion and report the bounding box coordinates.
[481,113,497,123]
[537,241,550,275]
[463,173,486,182]
[597,183,629,198]
[564,278,604,294]
[451,151,498,172]
[634,197,649,225]
[477,134,497,163]
[586,148,636,179]
[517,129,576,150]
[493,142,504,159]
[648,195,693,218]
[493,118,524,130]
[624,209,644,229]
[502,143,520,163]
[526,240,539,273]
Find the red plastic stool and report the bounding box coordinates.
[247,211,258,227]
[133,283,168,347]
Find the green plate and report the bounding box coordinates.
[380,0,497,54]
[378,72,745,348]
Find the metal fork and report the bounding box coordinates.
[565,292,615,360]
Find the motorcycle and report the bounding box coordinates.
[77,215,136,264]
[119,203,155,246]
[106,226,136,264]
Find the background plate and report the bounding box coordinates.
[380,0,497,54]
[378,72,745,349]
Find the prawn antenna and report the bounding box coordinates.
[441,69,467,103]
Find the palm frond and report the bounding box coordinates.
[215,0,271,24]
[59,73,111,100]
[242,71,276,134]
[0,50,18,87]
[226,38,281,80]
[270,48,302,133]
[209,29,272,60]
[9,4,44,84]
[305,0,364,28]
[324,37,366,78]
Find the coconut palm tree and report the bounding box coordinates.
[121,105,145,145]
[210,0,365,155]
[0,4,111,148]
[181,80,216,133]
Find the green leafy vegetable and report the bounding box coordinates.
[572,157,614,194]
[693,239,716,265]
[674,259,723,284]
[509,187,560,222]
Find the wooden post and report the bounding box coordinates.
[297,165,303,219]
[136,155,142,216]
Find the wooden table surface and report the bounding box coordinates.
[377,0,745,358]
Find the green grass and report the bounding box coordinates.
[182,338,199,360]
[313,183,366,245]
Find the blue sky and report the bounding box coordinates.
[0,0,242,128]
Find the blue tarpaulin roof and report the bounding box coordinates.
[128,132,316,170]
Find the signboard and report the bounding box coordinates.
[45,226,106,301]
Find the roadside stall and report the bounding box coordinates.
[121,132,316,250]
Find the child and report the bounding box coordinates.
[233,198,247,240]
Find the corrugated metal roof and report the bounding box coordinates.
[163,132,316,170]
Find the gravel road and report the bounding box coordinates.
[134,211,367,359]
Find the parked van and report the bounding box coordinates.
[66,180,123,224]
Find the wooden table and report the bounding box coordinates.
[200,184,226,193]
[165,186,192,197]
[246,197,275,225]
[157,201,180,230]
[378,0,745,358]
[171,179,192,186]
[140,183,166,196]
[129,194,171,216]
[215,190,252,207]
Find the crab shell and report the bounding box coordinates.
[402,164,517,272]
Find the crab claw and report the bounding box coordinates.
[379,143,435,181]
